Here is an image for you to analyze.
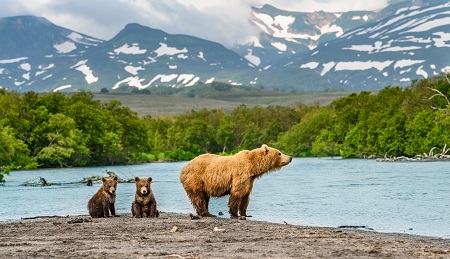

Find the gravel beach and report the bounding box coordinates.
[0,212,449,258]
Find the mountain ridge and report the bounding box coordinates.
[0,0,449,92]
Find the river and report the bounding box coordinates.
[0,158,448,239]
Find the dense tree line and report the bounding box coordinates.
[1,74,450,182]
[0,90,150,182]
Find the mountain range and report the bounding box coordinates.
[0,0,449,93]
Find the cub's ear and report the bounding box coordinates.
[147,177,152,183]
[102,177,106,183]
[134,176,140,182]
[113,176,118,181]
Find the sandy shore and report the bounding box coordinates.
[0,212,448,258]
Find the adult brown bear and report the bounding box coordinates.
[180,144,292,219]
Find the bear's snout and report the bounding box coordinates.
[141,188,148,195]
[282,155,292,166]
[110,188,116,194]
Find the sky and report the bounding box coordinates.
[0,0,389,47]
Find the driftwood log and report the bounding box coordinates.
[21,170,134,186]
[377,145,450,162]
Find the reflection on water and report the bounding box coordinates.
[1,158,449,239]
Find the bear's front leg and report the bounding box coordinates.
[230,179,254,219]
[133,203,143,218]
[142,205,150,217]
[149,203,158,217]
[110,203,118,217]
[228,195,240,219]
[103,200,110,217]
[238,194,252,219]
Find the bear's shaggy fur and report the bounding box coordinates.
[180,144,292,219]
[88,176,118,218]
[131,176,158,218]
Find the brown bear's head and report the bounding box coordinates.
[135,176,152,196]
[102,176,118,195]
[251,144,292,175]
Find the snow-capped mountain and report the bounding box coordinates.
[0,0,450,93]
[43,23,255,92]
[0,15,103,91]
[233,4,377,68]
[0,18,255,92]
[282,1,450,90]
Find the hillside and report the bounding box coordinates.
[93,90,350,117]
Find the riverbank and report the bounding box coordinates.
[0,212,448,258]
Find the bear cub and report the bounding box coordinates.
[88,176,118,218]
[132,176,158,218]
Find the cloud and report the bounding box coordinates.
[260,0,388,12]
[0,0,389,47]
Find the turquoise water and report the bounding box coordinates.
[1,158,449,238]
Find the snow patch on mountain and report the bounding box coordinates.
[71,60,98,84]
[113,76,150,90]
[54,41,76,53]
[245,49,261,66]
[125,65,144,75]
[177,74,195,84]
[66,32,102,46]
[198,52,206,62]
[155,43,187,57]
[186,77,200,86]
[300,62,319,69]
[20,63,31,71]
[394,59,425,70]
[342,41,421,53]
[335,60,393,71]
[406,16,450,33]
[114,43,147,55]
[320,24,344,37]
[0,57,28,64]
[113,73,205,89]
[416,65,428,78]
[53,85,72,92]
[205,77,215,84]
[271,41,287,51]
[433,32,450,47]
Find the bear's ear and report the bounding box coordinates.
[113,176,118,181]
[101,177,106,183]
[135,176,140,182]
[147,177,152,183]
[261,144,269,154]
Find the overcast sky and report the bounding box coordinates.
[0,0,388,47]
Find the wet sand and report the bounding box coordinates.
[0,212,449,258]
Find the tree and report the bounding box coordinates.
[35,113,89,167]
[277,108,333,157]
[0,125,37,182]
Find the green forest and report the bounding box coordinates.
[1,74,450,182]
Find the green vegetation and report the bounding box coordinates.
[1,75,450,182]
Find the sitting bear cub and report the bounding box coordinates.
[132,176,158,218]
[88,176,118,218]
